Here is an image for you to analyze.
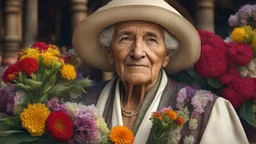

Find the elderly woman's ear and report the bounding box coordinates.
[162,49,172,68]
[105,47,114,64]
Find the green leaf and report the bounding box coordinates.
[27,79,42,89]
[239,100,256,127]
[0,132,38,144]
[3,117,22,129]
[0,130,24,137]
[206,78,223,89]
[15,83,32,92]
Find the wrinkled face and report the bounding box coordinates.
[106,21,171,85]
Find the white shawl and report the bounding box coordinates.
[96,70,168,144]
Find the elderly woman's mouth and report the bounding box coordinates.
[126,64,149,67]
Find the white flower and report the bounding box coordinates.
[189,118,198,130]
[64,102,80,119]
[13,91,25,115]
[240,68,249,77]
[224,36,232,43]
[167,127,182,144]
[183,135,195,144]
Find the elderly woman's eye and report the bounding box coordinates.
[146,38,157,43]
[120,36,132,42]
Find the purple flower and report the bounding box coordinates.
[184,86,197,99]
[176,86,197,110]
[251,4,256,12]
[160,106,173,113]
[71,114,101,144]
[78,104,98,119]
[47,98,67,113]
[228,14,239,27]
[239,4,253,16]
[191,90,213,118]
[0,85,17,114]
[76,72,83,80]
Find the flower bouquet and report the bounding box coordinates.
[150,87,214,144]
[0,42,137,144]
[171,4,256,129]
[0,42,110,144]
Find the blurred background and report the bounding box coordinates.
[0,0,255,81]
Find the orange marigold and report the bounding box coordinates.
[176,117,185,125]
[109,126,134,144]
[167,110,177,120]
[152,112,163,121]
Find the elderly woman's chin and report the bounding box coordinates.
[121,72,153,85]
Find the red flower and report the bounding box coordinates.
[198,29,225,48]
[46,111,74,142]
[2,63,20,83]
[176,117,185,125]
[195,30,227,78]
[226,42,253,66]
[18,58,39,76]
[219,67,240,85]
[222,77,256,108]
[32,42,48,51]
[222,87,244,108]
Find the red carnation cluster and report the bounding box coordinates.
[195,29,255,108]
[195,30,227,78]
[32,42,48,51]
[46,111,74,142]
[18,58,39,76]
[2,57,39,83]
[226,42,253,66]
[2,63,20,83]
[219,68,256,108]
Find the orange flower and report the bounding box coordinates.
[152,112,163,120]
[7,73,18,82]
[167,110,177,120]
[109,126,134,144]
[164,110,171,115]
[176,117,185,125]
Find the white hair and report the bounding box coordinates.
[99,25,179,56]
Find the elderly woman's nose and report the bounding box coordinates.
[130,42,146,59]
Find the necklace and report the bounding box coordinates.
[120,96,142,117]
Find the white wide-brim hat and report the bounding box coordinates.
[72,0,201,74]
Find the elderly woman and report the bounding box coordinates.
[72,0,249,143]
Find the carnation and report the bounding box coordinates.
[46,111,74,142]
[18,58,39,76]
[2,63,20,83]
[32,42,48,51]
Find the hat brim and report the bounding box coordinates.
[72,5,201,74]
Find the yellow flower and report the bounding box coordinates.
[61,64,76,80]
[109,126,134,144]
[47,45,61,56]
[19,48,40,61]
[252,36,256,54]
[41,51,59,66]
[231,26,254,43]
[20,103,50,136]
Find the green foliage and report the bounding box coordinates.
[239,100,256,127]
[170,69,224,92]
